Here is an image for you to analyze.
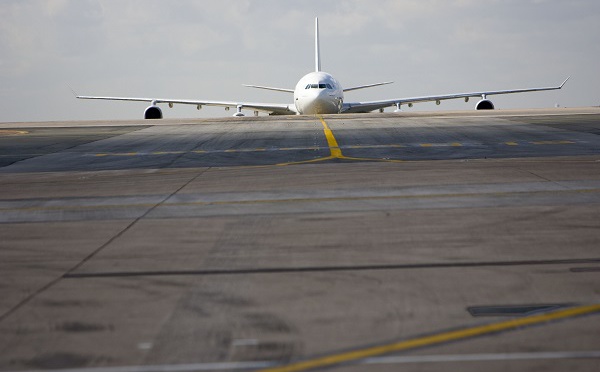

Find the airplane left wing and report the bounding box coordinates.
[76,95,297,116]
[342,77,570,113]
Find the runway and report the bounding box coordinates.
[1,108,600,371]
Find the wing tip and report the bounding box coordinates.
[560,76,571,88]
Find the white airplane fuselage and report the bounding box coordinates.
[294,71,344,115]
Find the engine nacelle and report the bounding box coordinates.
[475,99,495,110]
[144,105,163,119]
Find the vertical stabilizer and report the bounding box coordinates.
[315,17,321,72]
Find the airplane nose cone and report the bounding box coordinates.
[299,89,339,115]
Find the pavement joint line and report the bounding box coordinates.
[63,258,600,279]
[255,304,600,372]
[3,187,600,213]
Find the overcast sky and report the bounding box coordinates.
[1,0,599,122]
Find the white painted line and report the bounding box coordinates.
[3,361,275,372]
[411,111,600,120]
[232,338,260,346]
[136,342,153,350]
[6,351,600,372]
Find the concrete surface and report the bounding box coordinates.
[1,108,599,371]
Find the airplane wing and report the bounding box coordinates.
[342,77,570,113]
[242,84,295,93]
[343,81,394,92]
[76,95,297,115]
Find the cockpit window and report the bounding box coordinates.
[306,83,334,89]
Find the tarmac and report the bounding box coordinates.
[1,107,599,371]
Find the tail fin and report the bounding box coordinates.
[315,17,321,72]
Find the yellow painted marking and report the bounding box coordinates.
[274,116,403,166]
[152,151,184,155]
[275,157,334,166]
[87,118,443,163]
[258,304,600,372]
[279,147,320,151]
[315,117,403,164]
[91,144,407,158]
[419,143,462,148]
[86,137,579,160]
[86,137,577,160]
[0,130,28,136]
[318,116,343,158]
[531,140,575,145]
[367,144,401,149]
[96,152,139,157]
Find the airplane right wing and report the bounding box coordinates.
[76,95,297,117]
[342,77,570,113]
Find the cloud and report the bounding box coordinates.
[0,0,599,121]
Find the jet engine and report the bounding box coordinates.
[144,105,163,119]
[475,99,495,110]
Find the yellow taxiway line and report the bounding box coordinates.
[257,304,600,372]
[318,116,343,158]
[87,117,578,166]
[274,116,403,166]
[0,130,29,136]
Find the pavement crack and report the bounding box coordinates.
[67,167,211,274]
[0,167,210,324]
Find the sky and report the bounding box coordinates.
[1,0,599,122]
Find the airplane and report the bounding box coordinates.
[76,17,569,119]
